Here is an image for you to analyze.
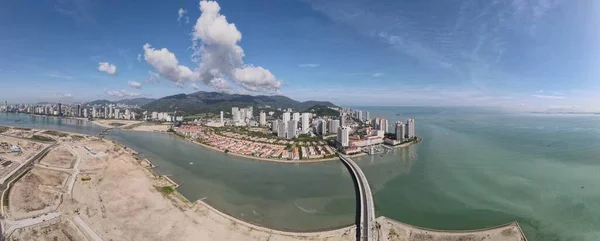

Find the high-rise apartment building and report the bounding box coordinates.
[329,120,340,134]
[277,121,287,138]
[287,120,297,139]
[301,113,310,133]
[395,121,405,141]
[220,111,224,123]
[283,112,291,123]
[293,112,300,122]
[259,112,266,126]
[406,119,415,138]
[318,119,327,136]
[337,126,350,147]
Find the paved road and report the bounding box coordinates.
[0,144,56,239]
[339,154,375,241]
[74,215,103,241]
[3,212,61,235]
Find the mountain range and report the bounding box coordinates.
[140,91,337,114]
[85,98,155,107]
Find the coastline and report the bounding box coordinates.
[1,124,527,240]
[171,131,420,164]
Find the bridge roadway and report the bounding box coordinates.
[339,154,375,241]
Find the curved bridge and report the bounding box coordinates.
[339,154,375,241]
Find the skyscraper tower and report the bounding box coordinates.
[58,103,62,117]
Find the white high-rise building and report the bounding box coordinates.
[92,107,97,118]
[357,110,362,121]
[406,119,415,138]
[318,119,327,136]
[272,120,279,133]
[220,111,224,123]
[287,120,297,139]
[277,121,287,138]
[374,118,389,133]
[109,106,114,118]
[232,107,239,122]
[340,113,345,127]
[395,121,405,141]
[104,107,108,118]
[283,112,291,123]
[337,126,350,147]
[259,112,266,126]
[366,111,370,121]
[329,120,340,134]
[83,109,88,118]
[301,113,310,133]
[293,112,300,122]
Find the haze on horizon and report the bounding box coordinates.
[1,0,599,112]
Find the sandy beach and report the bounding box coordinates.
[91,119,142,129]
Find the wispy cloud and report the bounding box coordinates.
[532,94,565,99]
[298,63,320,68]
[53,0,94,25]
[105,89,140,98]
[178,8,190,24]
[44,73,73,80]
[53,93,73,98]
[372,72,384,77]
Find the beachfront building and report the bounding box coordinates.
[406,119,415,138]
[395,121,405,141]
[278,121,287,138]
[287,120,298,139]
[337,126,350,147]
[301,113,310,133]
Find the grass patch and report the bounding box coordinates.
[31,135,55,142]
[156,186,175,195]
[43,130,69,137]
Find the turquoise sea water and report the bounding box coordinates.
[1,108,599,240]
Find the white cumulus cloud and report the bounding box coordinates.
[143,44,195,86]
[137,53,141,61]
[105,89,140,98]
[143,0,282,93]
[97,62,117,75]
[128,80,142,89]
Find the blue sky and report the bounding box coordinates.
[0,0,599,111]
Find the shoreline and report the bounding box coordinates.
[1,124,527,240]
[172,131,419,164]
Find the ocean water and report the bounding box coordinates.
[2,109,599,240]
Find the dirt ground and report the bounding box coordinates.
[64,139,355,241]
[92,119,142,129]
[8,218,86,241]
[39,146,76,169]
[9,168,69,219]
[378,217,525,241]
[0,135,45,162]
[70,139,115,171]
[129,123,171,132]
